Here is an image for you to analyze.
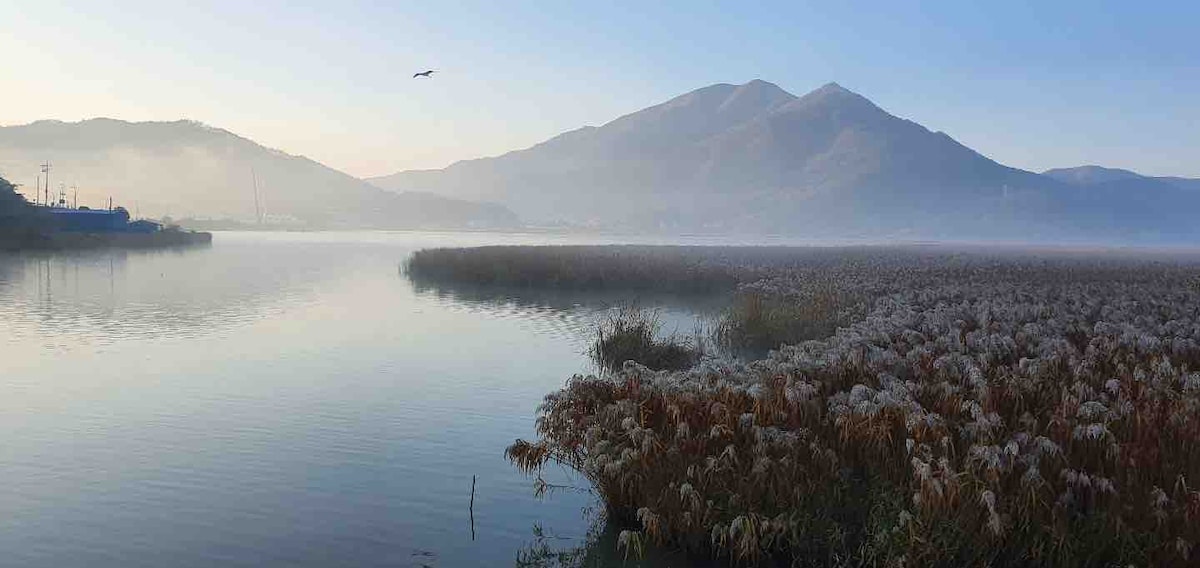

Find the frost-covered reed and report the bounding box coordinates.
[714,281,865,355]
[508,253,1200,566]
[589,306,701,373]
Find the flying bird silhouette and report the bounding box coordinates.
[413,70,436,78]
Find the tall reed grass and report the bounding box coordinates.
[405,245,749,293]
[509,258,1200,566]
[713,280,865,354]
[589,306,701,373]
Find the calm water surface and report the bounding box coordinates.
[0,231,737,567]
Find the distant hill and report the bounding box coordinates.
[1045,165,1200,192]
[370,81,1200,242]
[1043,165,1146,186]
[1039,166,1200,238]
[0,119,518,229]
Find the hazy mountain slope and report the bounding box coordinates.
[1046,165,1200,192]
[1160,177,1200,191]
[368,81,1058,238]
[1039,166,1200,239]
[669,83,1064,235]
[0,119,517,229]
[372,81,798,226]
[1043,165,1145,185]
[370,81,1200,241]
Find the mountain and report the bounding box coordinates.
[370,81,1199,242]
[0,119,518,229]
[1160,177,1200,192]
[1045,165,1200,191]
[1043,165,1145,186]
[1039,166,1200,238]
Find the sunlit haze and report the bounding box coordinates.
[6,4,1200,566]
[2,1,1197,178]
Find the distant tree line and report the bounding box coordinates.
[0,174,51,248]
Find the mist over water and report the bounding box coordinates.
[0,231,724,567]
[2,4,1197,564]
[12,232,1199,566]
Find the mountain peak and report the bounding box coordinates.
[716,79,796,116]
[779,81,883,119]
[664,80,793,106]
[802,81,865,102]
[590,79,795,143]
[368,79,1200,240]
[739,78,785,90]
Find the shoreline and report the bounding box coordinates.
[0,229,212,252]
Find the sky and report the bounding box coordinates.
[1,1,1197,178]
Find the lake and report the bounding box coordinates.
[0,231,740,567]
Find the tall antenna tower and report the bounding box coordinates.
[251,167,262,224]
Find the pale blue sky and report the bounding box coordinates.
[2,1,1196,177]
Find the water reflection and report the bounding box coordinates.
[405,272,729,567]
[0,242,355,349]
[514,516,716,568]
[0,232,732,567]
[406,273,730,351]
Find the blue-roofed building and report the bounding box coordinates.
[128,219,162,233]
[46,207,160,233]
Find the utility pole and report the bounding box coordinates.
[73,185,78,209]
[40,161,51,208]
[35,175,40,206]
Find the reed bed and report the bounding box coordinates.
[714,283,866,355]
[405,245,748,293]
[508,256,1200,566]
[589,306,701,373]
[403,244,1019,293]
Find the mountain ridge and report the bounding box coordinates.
[367,81,1046,234]
[0,118,518,229]
[1044,165,1199,191]
[367,80,1199,242]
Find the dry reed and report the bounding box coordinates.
[509,257,1200,566]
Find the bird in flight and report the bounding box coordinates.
[413,70,436,78]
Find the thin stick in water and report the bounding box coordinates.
[469,474,476,541]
